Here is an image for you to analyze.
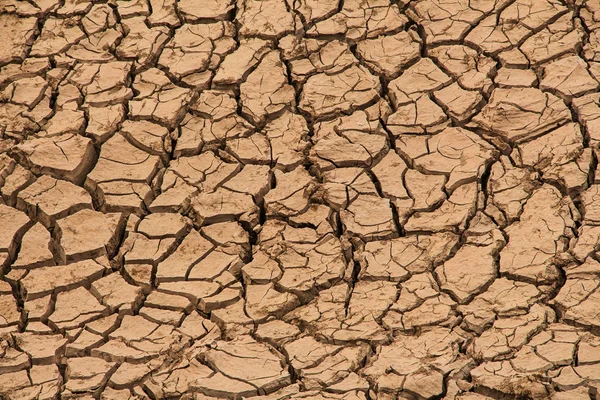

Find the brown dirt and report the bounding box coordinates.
[1,0,600,399]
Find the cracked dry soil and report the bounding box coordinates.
[3,0,600,399]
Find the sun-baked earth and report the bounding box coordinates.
[1,0,600,399]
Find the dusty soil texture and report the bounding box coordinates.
[3,0,600,399]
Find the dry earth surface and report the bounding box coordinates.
[2,0,600,399]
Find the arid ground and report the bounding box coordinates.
[1,0,600,399]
